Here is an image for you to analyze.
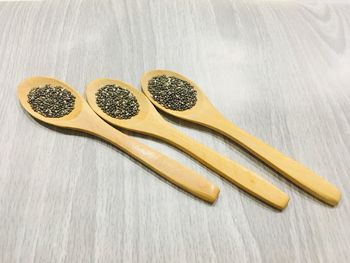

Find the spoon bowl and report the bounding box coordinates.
[17,76,84,128]
[141,70,216,123]
[141,69,341,206]
[85,78,157,133]
[17,76,220,203]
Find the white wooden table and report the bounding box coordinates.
[1,1,349,262]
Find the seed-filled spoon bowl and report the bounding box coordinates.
[86,78,289,210]
[141,69,341,206]
[17,76,220,203]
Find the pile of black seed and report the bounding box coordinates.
[27,85,76,118]
[95,84,139,119]
[147,75,197,111]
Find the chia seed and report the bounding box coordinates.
[95,84,139,119]
[27,84,76,118]
[147,75,197,111]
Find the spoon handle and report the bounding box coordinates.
[84,118,219,203]
[154,124,289,210]
[204,114,341,206]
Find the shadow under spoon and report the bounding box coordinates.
[140,69,341,206]
[85,78,289,210]
[17,76,220,203]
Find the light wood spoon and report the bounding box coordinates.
[17,76,220,203]
[141,69,341,206]
[86,78,289,210]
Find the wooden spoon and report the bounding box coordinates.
[17,76,220,203]
[141,69,341,206]
[86,78,289,210]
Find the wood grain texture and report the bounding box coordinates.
[0,0,349,262]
